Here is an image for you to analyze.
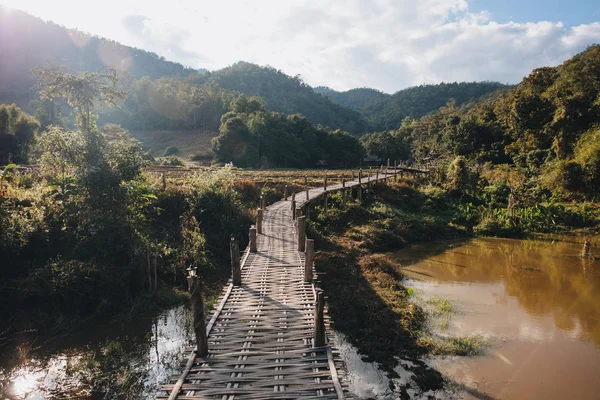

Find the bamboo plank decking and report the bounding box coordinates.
[160,169,409,400]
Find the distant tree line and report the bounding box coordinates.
[211,96,363,168]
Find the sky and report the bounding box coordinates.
[1,0,600,93]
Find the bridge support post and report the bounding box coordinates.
[250,226,257,252]
[305,239,314,282]
[257,208,263,234]
[394,160,397,182]
[314,289,325,347]
[358,185,362,203]
[230,236,241,286]
[297,216,306,252]
[323,192,328,217]
[376,169,379,183]
[187,275,208,357]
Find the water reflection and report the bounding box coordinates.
[0,306,193,399]
[402,237,600,347]
[399,236,600,400]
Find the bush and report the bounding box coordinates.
[163,146,179,156]
[162,156,184,166]
[234,179,260,204]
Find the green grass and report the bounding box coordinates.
[418,334,487,356]
[427,296,454,316]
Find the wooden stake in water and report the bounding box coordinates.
[187,275,208,357]
[581,239,592,258]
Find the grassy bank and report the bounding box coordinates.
[304,175,598,393]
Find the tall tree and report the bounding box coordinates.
[34,67,127,133]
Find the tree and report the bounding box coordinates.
[0,104,40,164]
[34,67,127,133]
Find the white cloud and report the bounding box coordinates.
[2,0,600,92]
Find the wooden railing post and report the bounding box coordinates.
[314,289,325,347]
[305,176,309,200]
[187,276,208,357]
[230,236,241,286]
[323,192,328,217]
[351,170,355,181]
[297,216,306,252]
[284,185,288,200]
[358,168,362,184]
[376,169,379,182]
[305,238,314,282]
[324,175,327,191]
[394,160,397,182]
[260,194,265,210]
[295,206,302,223]
[250,226,257,252]
[342,177,346,209]
[291,192,296,211]
[257,208,263,234]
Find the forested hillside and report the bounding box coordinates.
[365,82,508,131]
[200,63,369,134]
[387,45,600,200]
[313,86,389,111]
[0,7,198,108]
[317,82,509,131]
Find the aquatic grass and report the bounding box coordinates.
[418,334,487,356]
[426,296,454,316]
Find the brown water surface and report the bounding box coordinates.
[399,236,600,400]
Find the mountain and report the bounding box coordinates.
[197,63,369,134]
[364,81,509,131]
[314,87,390,112]
[0,7,197,107]
[0,7,507,136]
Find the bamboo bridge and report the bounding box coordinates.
[158,164,430,399]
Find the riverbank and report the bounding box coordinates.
[306,177,599,396]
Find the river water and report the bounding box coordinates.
[399,236,600,400]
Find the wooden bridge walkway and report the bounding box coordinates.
[159,167,425,400]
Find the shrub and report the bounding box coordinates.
[163,145,179,156]
[234,179,260,204]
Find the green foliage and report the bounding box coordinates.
[314,86,389,111]
[363,82,508,131]
[212,107,363,168]
[34,67,127,133]
[360,130,410,161]
[446,156,471,193]
[205,62,369,134]
[0,104,40,164]
[163,145,179,156]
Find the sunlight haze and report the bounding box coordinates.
[2,0,600,92]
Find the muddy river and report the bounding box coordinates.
[400,236,600,400]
